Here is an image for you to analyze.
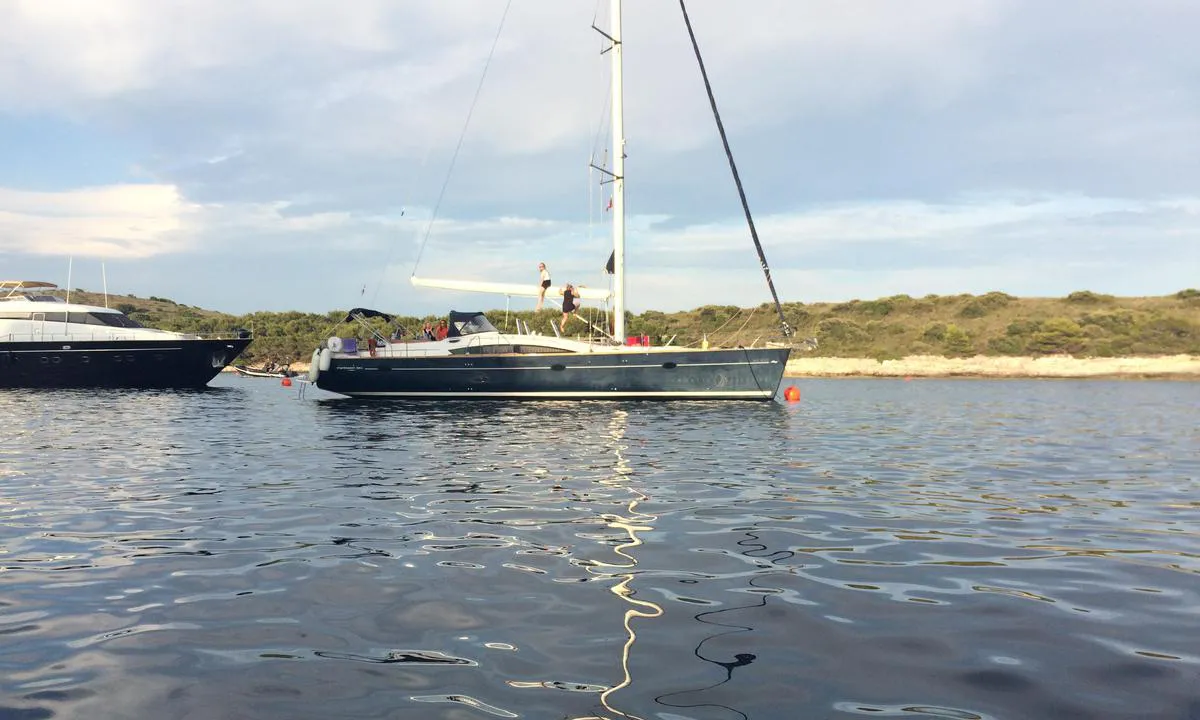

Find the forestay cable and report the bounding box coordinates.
[679,1,793,338]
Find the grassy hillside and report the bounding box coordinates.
[54,287,1200,365]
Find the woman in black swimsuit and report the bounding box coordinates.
[535,262,551,311]
[560,283,579,332]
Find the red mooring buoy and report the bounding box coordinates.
[783,385,800,402]
[281,377,293,387]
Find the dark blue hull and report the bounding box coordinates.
[0,338,252,389]
[314,346,790,400]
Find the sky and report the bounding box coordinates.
[1,0,1198,316]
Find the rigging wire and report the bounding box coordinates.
[724,304,759,347]
[410,0,515,276]
[587,2,617,338]
[366,145,431,309]
[706,308,743,342]
[678,0,793,339]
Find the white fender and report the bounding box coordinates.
[308,348,322,382]
[318,347,332,372]
[326,336,344,352]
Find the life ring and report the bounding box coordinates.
[308,348,322,382]
[326,336,343,352]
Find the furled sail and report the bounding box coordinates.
[410,276,612,301]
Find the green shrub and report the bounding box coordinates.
[1066,290,1115,304]
[942,325,974,357]
[1027,318,1085,355]
[981,291,1016,306]
[1006,320,1040,336]
[958,300,989,318]
[817,318,869,342]
[1080,311,1135,333]
[958,291,1016,318]
[830,299,893,316]
[1136,316,1197,351]
[986,336,1024,355]
[856,300,894,317]
[922,322,947,342]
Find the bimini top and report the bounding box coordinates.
[2,280,57,294]
[1,280,61,302]
[448,311,498,338]
[342,307,395,324]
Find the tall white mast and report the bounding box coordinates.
[610,0,627,342]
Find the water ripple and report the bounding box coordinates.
[0,378,1197,718]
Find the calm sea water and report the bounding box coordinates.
[1,376,1198,720]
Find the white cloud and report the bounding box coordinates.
[640,194,1198,255]
[0,184,196,258]
[0,1,1007,156]
[2,2,1199,315]
[387,192,1200,312]
[6,180,1194,313]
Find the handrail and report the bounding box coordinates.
[1,331,248,343]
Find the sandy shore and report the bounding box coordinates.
[784,354,1200,379]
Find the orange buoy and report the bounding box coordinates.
[281,377,293,387]
[783,385,800,402]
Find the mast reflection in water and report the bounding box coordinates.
[561,408,766,720]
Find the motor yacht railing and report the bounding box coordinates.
[1,330,250,343]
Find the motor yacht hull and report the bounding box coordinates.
[0,338,253,389]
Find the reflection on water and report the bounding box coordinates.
[590,409,663,720]
[1,377,1198,719]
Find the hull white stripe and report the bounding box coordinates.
[335,360,779,371]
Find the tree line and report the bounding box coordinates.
[69,287,1200,365]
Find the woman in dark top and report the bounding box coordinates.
[560,283,579,332]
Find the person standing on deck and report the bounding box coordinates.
[535,262,551,311]
[560,283,579,333]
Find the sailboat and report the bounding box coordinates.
[309,0,792,400]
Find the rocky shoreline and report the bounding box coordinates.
[784,354,1200,379]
